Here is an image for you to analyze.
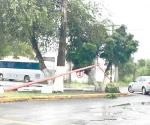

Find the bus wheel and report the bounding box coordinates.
[24,75,30,83]
[0,74,3,81]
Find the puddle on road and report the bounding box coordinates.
[90,118,117,121]
[111,103,131,107]
[89,101,150,124]
[141,101,150,105]
[111,101,150,107]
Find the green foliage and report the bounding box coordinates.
[0,0,59,58]
[100,25,138,72]
[105,84,120,93]
[118,58,135,82]
[138,59,146,67]
[119,75,133,83]
[6,0,58,38]
[0,40,34,59]
[64,82,94,89]
[67,43,97,68]
[118,59,150,84]
[136,59,150,76]
[8,42,34,59]
[66,0,108,70]
[0,0,139,78]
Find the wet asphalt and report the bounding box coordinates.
[0,93,150,125]
[0,81,150,125]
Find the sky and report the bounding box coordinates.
[90,0,150,60]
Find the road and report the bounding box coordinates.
[1,92,150,125]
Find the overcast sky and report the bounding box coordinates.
[90,0,150,60]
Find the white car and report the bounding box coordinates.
[128,76,150,95]
[17,84,52,93]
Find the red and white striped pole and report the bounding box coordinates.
[5,64,97,91]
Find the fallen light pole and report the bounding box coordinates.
[5,64,97,92]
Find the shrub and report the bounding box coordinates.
[105,84,120,93]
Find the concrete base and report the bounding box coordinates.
[0,87,4,93]
[53,66,65,92]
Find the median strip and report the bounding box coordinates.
[0,92,131,103]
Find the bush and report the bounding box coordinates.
[105,84,120,93]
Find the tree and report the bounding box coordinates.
[0,0,59,75]
[0,41,34,59]
[0,1,17,58]
[66,0,108,84]
[100,25,138,81]
[119,59,150,83]
[136,59,150,76]
[66,0,108,68]
[118,58,136,83]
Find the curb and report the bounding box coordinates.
[0,93,132,103]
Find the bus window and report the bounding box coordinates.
[0,60,44,82]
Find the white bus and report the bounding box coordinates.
[0,60,44,82]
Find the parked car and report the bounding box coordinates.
[17,84,52,93]
[128,76,150,95]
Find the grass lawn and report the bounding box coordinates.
[64,82,95,88]
[1,91,78,97]
[0,90,99,99]
[0,82,128,100]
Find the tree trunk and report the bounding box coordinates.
[102,62,112,91]
[30,34,46,70]
[88,68,96,85]
[114,65,118,82]
[57,0,67,66]
[104,62,112,83]
[30,30,53,86]
[68,61,72,83]
[88,68,101,91]
[54,0,67,92]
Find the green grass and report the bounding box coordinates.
[0,82,128,98]
[64,82,94,89]
[107,82,129,87]
[0,82,96,98]
[1,92,52,97]
[0,91,94,98]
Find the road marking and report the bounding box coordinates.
[0,118,41,125]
